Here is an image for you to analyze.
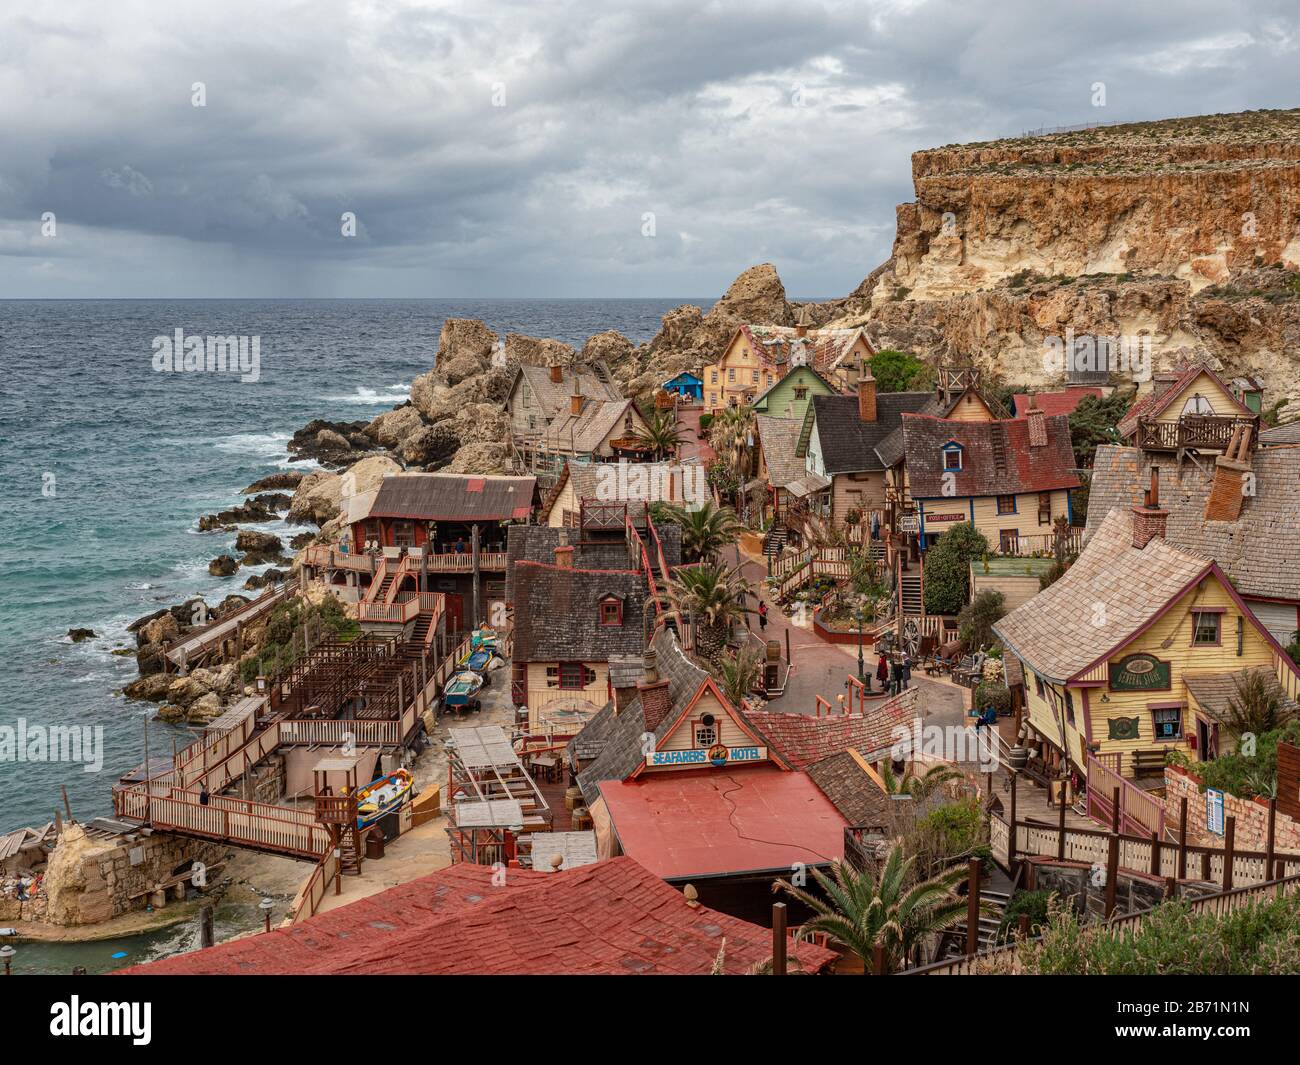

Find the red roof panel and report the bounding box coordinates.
[599,766,847,880]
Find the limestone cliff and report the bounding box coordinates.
[832,110,1300,407]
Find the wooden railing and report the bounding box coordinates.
[1134,413,1258,452]
[358,595,421,624]
[303,544,376,573]
[287,848,341,924]
[1087,755,1165,837]
[277,718,403,746]
[906,860,1300,975]
[996,530,1083,557]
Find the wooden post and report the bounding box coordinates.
[1177,797,1188,880]
[1222,816,1235,892]
[871,943,887,976]
[1017,913,1030,939]
[470,524,481,630]
[200,905,215,948]
[1149,829,1161,877]
[60,785,73,824]
[1266,798,1277,881]
[1163,876,1176,900]
[1007,773,1018,867]
[1111,785,1121,835]
[1105,830,1119,919]
[965,858,981,957]
[1276,859,1287,898]
[785,627,791,666]
[1057,785,1066,861]
[771,902,787,976]
[1201,849,1210,881]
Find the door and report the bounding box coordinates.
[444,593,464,635]
[999,528,1019,554]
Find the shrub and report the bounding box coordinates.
[973,680,1012,717]
[958,590,1005,651]
[923,523,989,615]
[998,889,1052,938]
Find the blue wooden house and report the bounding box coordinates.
[661,371,703,403]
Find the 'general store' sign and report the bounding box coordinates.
[1108,652,1171,691]
[646,745,766,769]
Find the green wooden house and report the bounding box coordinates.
[751,365,840,422]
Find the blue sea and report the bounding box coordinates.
[0,298,693,840]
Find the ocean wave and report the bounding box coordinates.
[210,432,292,457]
[319,383,410,406]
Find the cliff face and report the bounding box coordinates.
[834,110,1300,406]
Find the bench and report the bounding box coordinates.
[1130,749,1168,776]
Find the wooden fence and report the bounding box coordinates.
[1087,755,1165,838]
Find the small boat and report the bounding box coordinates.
[355,768,413,828]
[441,670,484,716]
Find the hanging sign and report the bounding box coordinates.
[1108,652,1171,691]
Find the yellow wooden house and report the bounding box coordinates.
[995,483,1300,782]
[1117,358,1258,454]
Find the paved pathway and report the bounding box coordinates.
[734,550,967,725]
[675,405,716,466]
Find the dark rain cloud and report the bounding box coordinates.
[0,0,1297,298]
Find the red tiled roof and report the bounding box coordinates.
[598,766,847,879]
[118,857,836,975]
[1013,388,1102,418]
[900,414,1081,498]
[746,689,918,768]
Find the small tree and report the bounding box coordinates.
[1222,668,1297,738]
[1068,388,1134,467]
[631,410,688,461]
[958,590,1006,651]
[717,645,763,708]
[869,349,933,393]
[656,500,742,563]
[667,562,752,665]
[923,523,989,615]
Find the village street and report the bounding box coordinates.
[733,549,968,729]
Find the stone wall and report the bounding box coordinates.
[1163,765,1300,851]
[10,824,223,927]
[1028,858,1218,919]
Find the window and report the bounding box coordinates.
[1035,674,1046,698]
[600,598,622,626]
[558,662,597,690]
[710,371,718,384]
[1038,492,1052,526]
[999,529,1019,554]
[393,520,415,547]
[996,495,1017,515]
[942,447,962,471]
[728,368,736,382]
[1152,706,1183,741]
[708,393,716,407]
[1064,690,1075,725]
[1192,611,1222,646]
[793,386,808,399]
[693,719,718,747]
[752,369,759,384]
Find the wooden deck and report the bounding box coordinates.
[165,585,290,670]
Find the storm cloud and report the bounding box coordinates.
[0,0,1297,298]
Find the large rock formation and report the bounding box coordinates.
[829,109,1300,406]
[287,453,401,526]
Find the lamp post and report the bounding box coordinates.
[856,608,866,688]
[259,896,274,933]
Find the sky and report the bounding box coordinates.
[0,0,1297,300]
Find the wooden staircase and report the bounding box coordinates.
[899,571,923,616]
[315,792,364,876]
[763,521,788,559]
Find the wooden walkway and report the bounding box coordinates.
[165,585,290,671]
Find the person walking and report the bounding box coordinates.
[758,600,768,633]
[889,656,902,696]
[876,652,889,691]
[900,652,913,690]
[199,783,210,807]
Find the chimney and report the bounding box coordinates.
[1026,392,1047,448]
[795,304,813,338]
[549,363,563,384]
[857,364,877,423]
[637,648,673,732]
[1131,467,1169,549]
[554,531,574,567]
[570,377,584,416]
[1204,423,1254,522]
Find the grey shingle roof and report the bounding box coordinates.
[542,398,637,455]
[1260,421,1300,446]
[805,752,892,828]
[516,364,622,418]
[510,561,649,663]
[1086,444,1300,602]
[755,415,805,488]
[571,627,710,804]
[1184,666,1299,724]
[807,392,935,474]
[994,509,1210,683]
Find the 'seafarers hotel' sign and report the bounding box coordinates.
[646,745,766,769]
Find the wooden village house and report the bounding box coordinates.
[994,473,1300,786]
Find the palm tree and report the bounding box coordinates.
[718,645,763,708]
[632,410,688,461]
[657,500,741,562]
[880,762,964,800]
[707,405,756,502]
[668,562,752,664]
[775,845,973,973]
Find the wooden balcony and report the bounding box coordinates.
[305,543,506,574]
[995,529,1083,557]
[1134,414,1258,453]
